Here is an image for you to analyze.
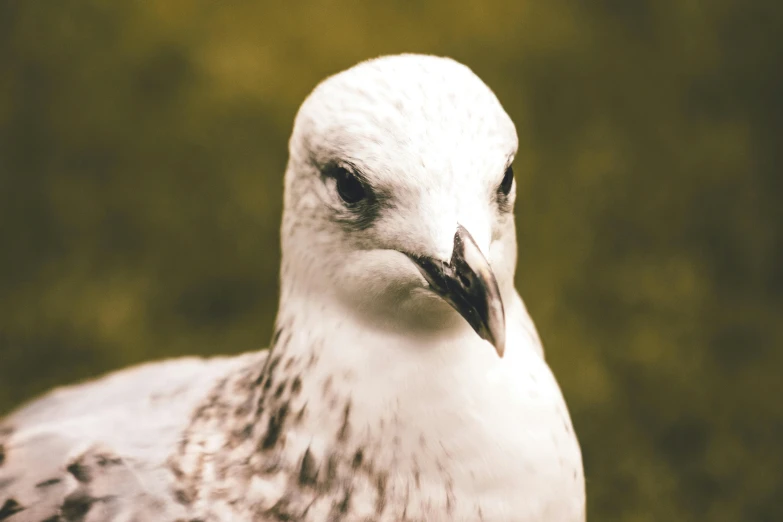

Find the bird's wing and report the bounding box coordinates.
[0,351,263,521]
[0,431,187,522]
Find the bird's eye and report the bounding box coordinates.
[334,167,367,205]
[499,165,514,196]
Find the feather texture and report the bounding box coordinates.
[0,353,261,521]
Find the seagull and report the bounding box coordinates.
[0,54,585,521]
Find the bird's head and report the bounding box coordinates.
[281,54,519,357]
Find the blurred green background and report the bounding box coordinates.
[1,1,781,520]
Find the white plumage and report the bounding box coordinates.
[0,54,585,521]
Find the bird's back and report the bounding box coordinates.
[0,351,262,521]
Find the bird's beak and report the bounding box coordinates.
[409,224,506,357]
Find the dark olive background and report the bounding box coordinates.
[1,2,781,521]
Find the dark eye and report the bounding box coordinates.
[499,165,514,196]
[334,167,367,204]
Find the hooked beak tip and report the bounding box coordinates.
[409,224,506,358]
[491,335,506,359]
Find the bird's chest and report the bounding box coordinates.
[259,359,583,521]
[199,422,582,522]
[353,351,585,522]
[387,367,585,521]
[178,334,585,521]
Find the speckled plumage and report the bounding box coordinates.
[0,54,585,521]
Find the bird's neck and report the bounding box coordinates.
[269,289,507,433]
